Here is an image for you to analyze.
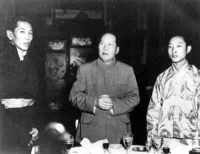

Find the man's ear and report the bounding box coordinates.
[6,30,14,41]
[187,45,192,54]
[116,47,120,54]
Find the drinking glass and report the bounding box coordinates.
[62,135,74,154]
[123,132,133,154]
[103,143,109,154]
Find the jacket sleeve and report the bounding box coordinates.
[195,71,200,140]
[146,75,163,142]
[69,65,96,114]
[111,67,140,116]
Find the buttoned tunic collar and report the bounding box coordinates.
[97,58,117,70]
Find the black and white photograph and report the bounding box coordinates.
[1,0,200,154]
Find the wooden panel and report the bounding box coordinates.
[45,53,68,103]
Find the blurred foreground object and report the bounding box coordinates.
[41,122,72,154]
[45,122,66,140]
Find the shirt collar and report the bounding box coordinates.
[7,44,28,62]
[172,60,189,72]
[17,49,27,61]
[97,58,117,70]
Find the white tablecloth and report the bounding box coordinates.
[70,144,192,154]
[69,138,192,154]
[70,145,147,154]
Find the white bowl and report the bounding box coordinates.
[132,145,147,152]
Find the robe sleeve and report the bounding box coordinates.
[195,72,200,141]
[146,75,163,143]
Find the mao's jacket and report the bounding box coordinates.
[70,58,140,143]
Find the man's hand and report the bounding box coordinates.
[28,127,39,146]
[97,95,113,110]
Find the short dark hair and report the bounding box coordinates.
[98,29,120,47]
[6,16,33,32]
[165,31,192,47]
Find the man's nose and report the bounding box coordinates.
[172,47,176,53]
[103,44,108,50]
[25,33,31,40]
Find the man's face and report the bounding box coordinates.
[9,21,33,53]
[168,36,190,64]
[98,33,119,64]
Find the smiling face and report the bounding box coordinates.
[6,21,33,55]
[98,33,119,64]
[168,36,191,65]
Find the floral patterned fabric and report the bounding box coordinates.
[147,61,200,143]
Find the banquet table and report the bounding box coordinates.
[70,144,148,154]
[70,144,192,154]
[58,137,193,154]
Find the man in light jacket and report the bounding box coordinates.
[69,31,140,144]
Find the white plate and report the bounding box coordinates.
[70,147,90,154]
[109,144,123,150]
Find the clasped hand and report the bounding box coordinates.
[97,95,113,110]
[28,127,39,146]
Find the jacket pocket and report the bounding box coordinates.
[122,115,130,124]
[122,115,131,132]
[86,80,103,96]
[112,81,127,96]
[81,113,93,125]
